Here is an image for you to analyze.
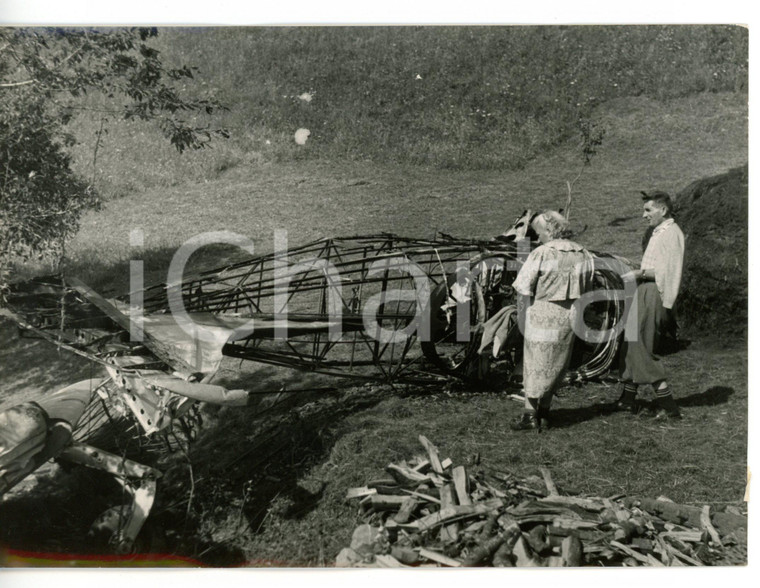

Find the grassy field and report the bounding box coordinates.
[0,86,748,565]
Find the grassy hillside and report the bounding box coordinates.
[64,25,747,199]
[61,92,747,295]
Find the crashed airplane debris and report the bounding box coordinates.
[0,214,634,552]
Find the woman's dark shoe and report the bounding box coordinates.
[537,407,551,431]
[510,412,539,431]
[612,383,639,414]
[614,397,639,414]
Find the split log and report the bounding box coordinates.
[546,525,606,543]
[400,488,441,504]
[418,548,462,567]
[462,518,521,567]
[512,536,542,567]
[418,435,444,474]
[561,536,583,566]
[390,546,420,565]
[550,518,600,531]
[367,494,408,511]
[373,554,409,568]
[492,542,516,567]
[539,495,605,512]
[386,463,432,486]
[393,496,419,524]
[346,487,376,500]
[403,498,505,532]
[610,540,664,567]
[539,466,559,496]
[439,484,460,542]
[661,540,705,566]
[700,505,723,547]
[625,497,747,538]
[661,531,702,543]
[367,477,402,493]
[524,525,551,555]
[452,466,472,505]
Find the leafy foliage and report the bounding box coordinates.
[0,27,228,297]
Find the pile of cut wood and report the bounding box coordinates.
[336,436,747,567]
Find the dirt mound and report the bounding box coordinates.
[674,164,748,332]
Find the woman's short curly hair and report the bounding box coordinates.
[536,210,570,240]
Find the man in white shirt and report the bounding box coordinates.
[617,191,685,420]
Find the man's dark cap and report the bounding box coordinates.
[640,190,671,201]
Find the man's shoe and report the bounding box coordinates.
[653,409,683,421]
[510,412,539,431]
[653,394,682,420]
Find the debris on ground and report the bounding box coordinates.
[337,436,747,567]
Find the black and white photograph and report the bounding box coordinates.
[0,2,752,577]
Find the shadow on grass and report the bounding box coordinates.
[677,385,734,408]
[153,382,393,565]
[547,385,734,430]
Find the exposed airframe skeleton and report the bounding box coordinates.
[0,212,632,552]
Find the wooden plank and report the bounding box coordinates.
[418,548,462,567]
[661,531,702,543]
[539,466,559,496]
[551,518,600,531]
[440,484,460,542]
[452,466,472,506]
[345,487,377,500]
[418,435,444,474]
[368,494,408,511]
[400,488,441,505]
[539,495,604,512]
[386,463,432,485]
[67,277,198,375]
[661,541,704,566]
[440,457,453,470]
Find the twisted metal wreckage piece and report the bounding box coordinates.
[0,211,634,552]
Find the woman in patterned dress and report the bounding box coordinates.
[510,211,594,431]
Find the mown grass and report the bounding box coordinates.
[144,333,745,567]
[61,26,747,200]
[60,92,747,288]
